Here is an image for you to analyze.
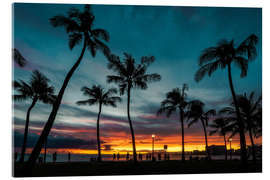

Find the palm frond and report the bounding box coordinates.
[13,48,27,67]
[199,47,218,66]
[92,29,110,42]
[141,56,155,67]
[140,73,161,83]
[194,61,221,82]
[93,38,110,58]
[236,34,258,61]
[68,33,82,50]
[13,94,29,102]
[234,56,248,78]
[107,75,125,84]
[50,15,80,33]
[76,99,98,106]
[188,118,199,128]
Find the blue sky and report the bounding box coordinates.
[13,3,262,152]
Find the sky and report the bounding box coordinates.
[12,3,262,155]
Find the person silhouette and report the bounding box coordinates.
[53,152,57,163]
[126,152,130,161]
[68,152,71,162]
[158,153,161,161]
[38,156,43,164]
[117,153,120,160]
[139,153,142,161]
[113,153,116,160]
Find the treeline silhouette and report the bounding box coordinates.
[12,4,261,174]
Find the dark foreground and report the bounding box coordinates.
[14,160,262,177]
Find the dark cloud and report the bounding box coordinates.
[14,131,98,149]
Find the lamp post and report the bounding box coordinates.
[152,134,155,160]
[229,138,232,160]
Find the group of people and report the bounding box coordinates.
[112,152,170,161]
[14,151,172,163]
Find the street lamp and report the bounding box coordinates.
[152,134,155,160]
[229,138,232,160]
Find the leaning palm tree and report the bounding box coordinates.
[220,92,262,163]
[194,34,258,165]
[187,100,216,160]
[27,5,110,166]
[13,48,27,67]
[13,70,56,163]
[157,84,188,161]
[107,53,161,162]
[76,85,121,161]
[209,118,231,160]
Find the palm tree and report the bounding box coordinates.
[13,70,56,163]
[107,53,161,162]
[220,92,262,163]
[237,92,262,163]
[76,85,121,162]
[157,84,188,161]
[194,34,258,165]
[209,118,230,160]
[27,5,110,166]
[187,100,216,160]
[13,48,27,67]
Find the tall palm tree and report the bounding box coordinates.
[209,118,230,160]
[157,84,188,161]
[220,92,262,163]
[27,5,110,166]
[13,48,27,67]
[13,70,56,163]
[194,34,258,165]
[107,53,161,162]
[76,85,121,162]
[187,100,216,160]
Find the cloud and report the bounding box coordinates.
[14,130,99,149]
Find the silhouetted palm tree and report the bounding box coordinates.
[107,53,161,162]
[194,34,258,165]
[27,5,110,166]
[254,106,262,138]
[157,84,188,161]
[209,118,230,160]
[13,48,27,67]
[76,85,121,161]
[220,92,262,163]
[13,70,56,163]
[187,100,216,160]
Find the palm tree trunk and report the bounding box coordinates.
[223,135,227,160]
[43,137,47,163]
[19,97,37,163]
[201,119,211,160]
[127,85,137,162]
[227,64,247,166]
[97,102,102,162]
[248,125,256,163]
[26,39,87,170]
[180,109,185,161]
